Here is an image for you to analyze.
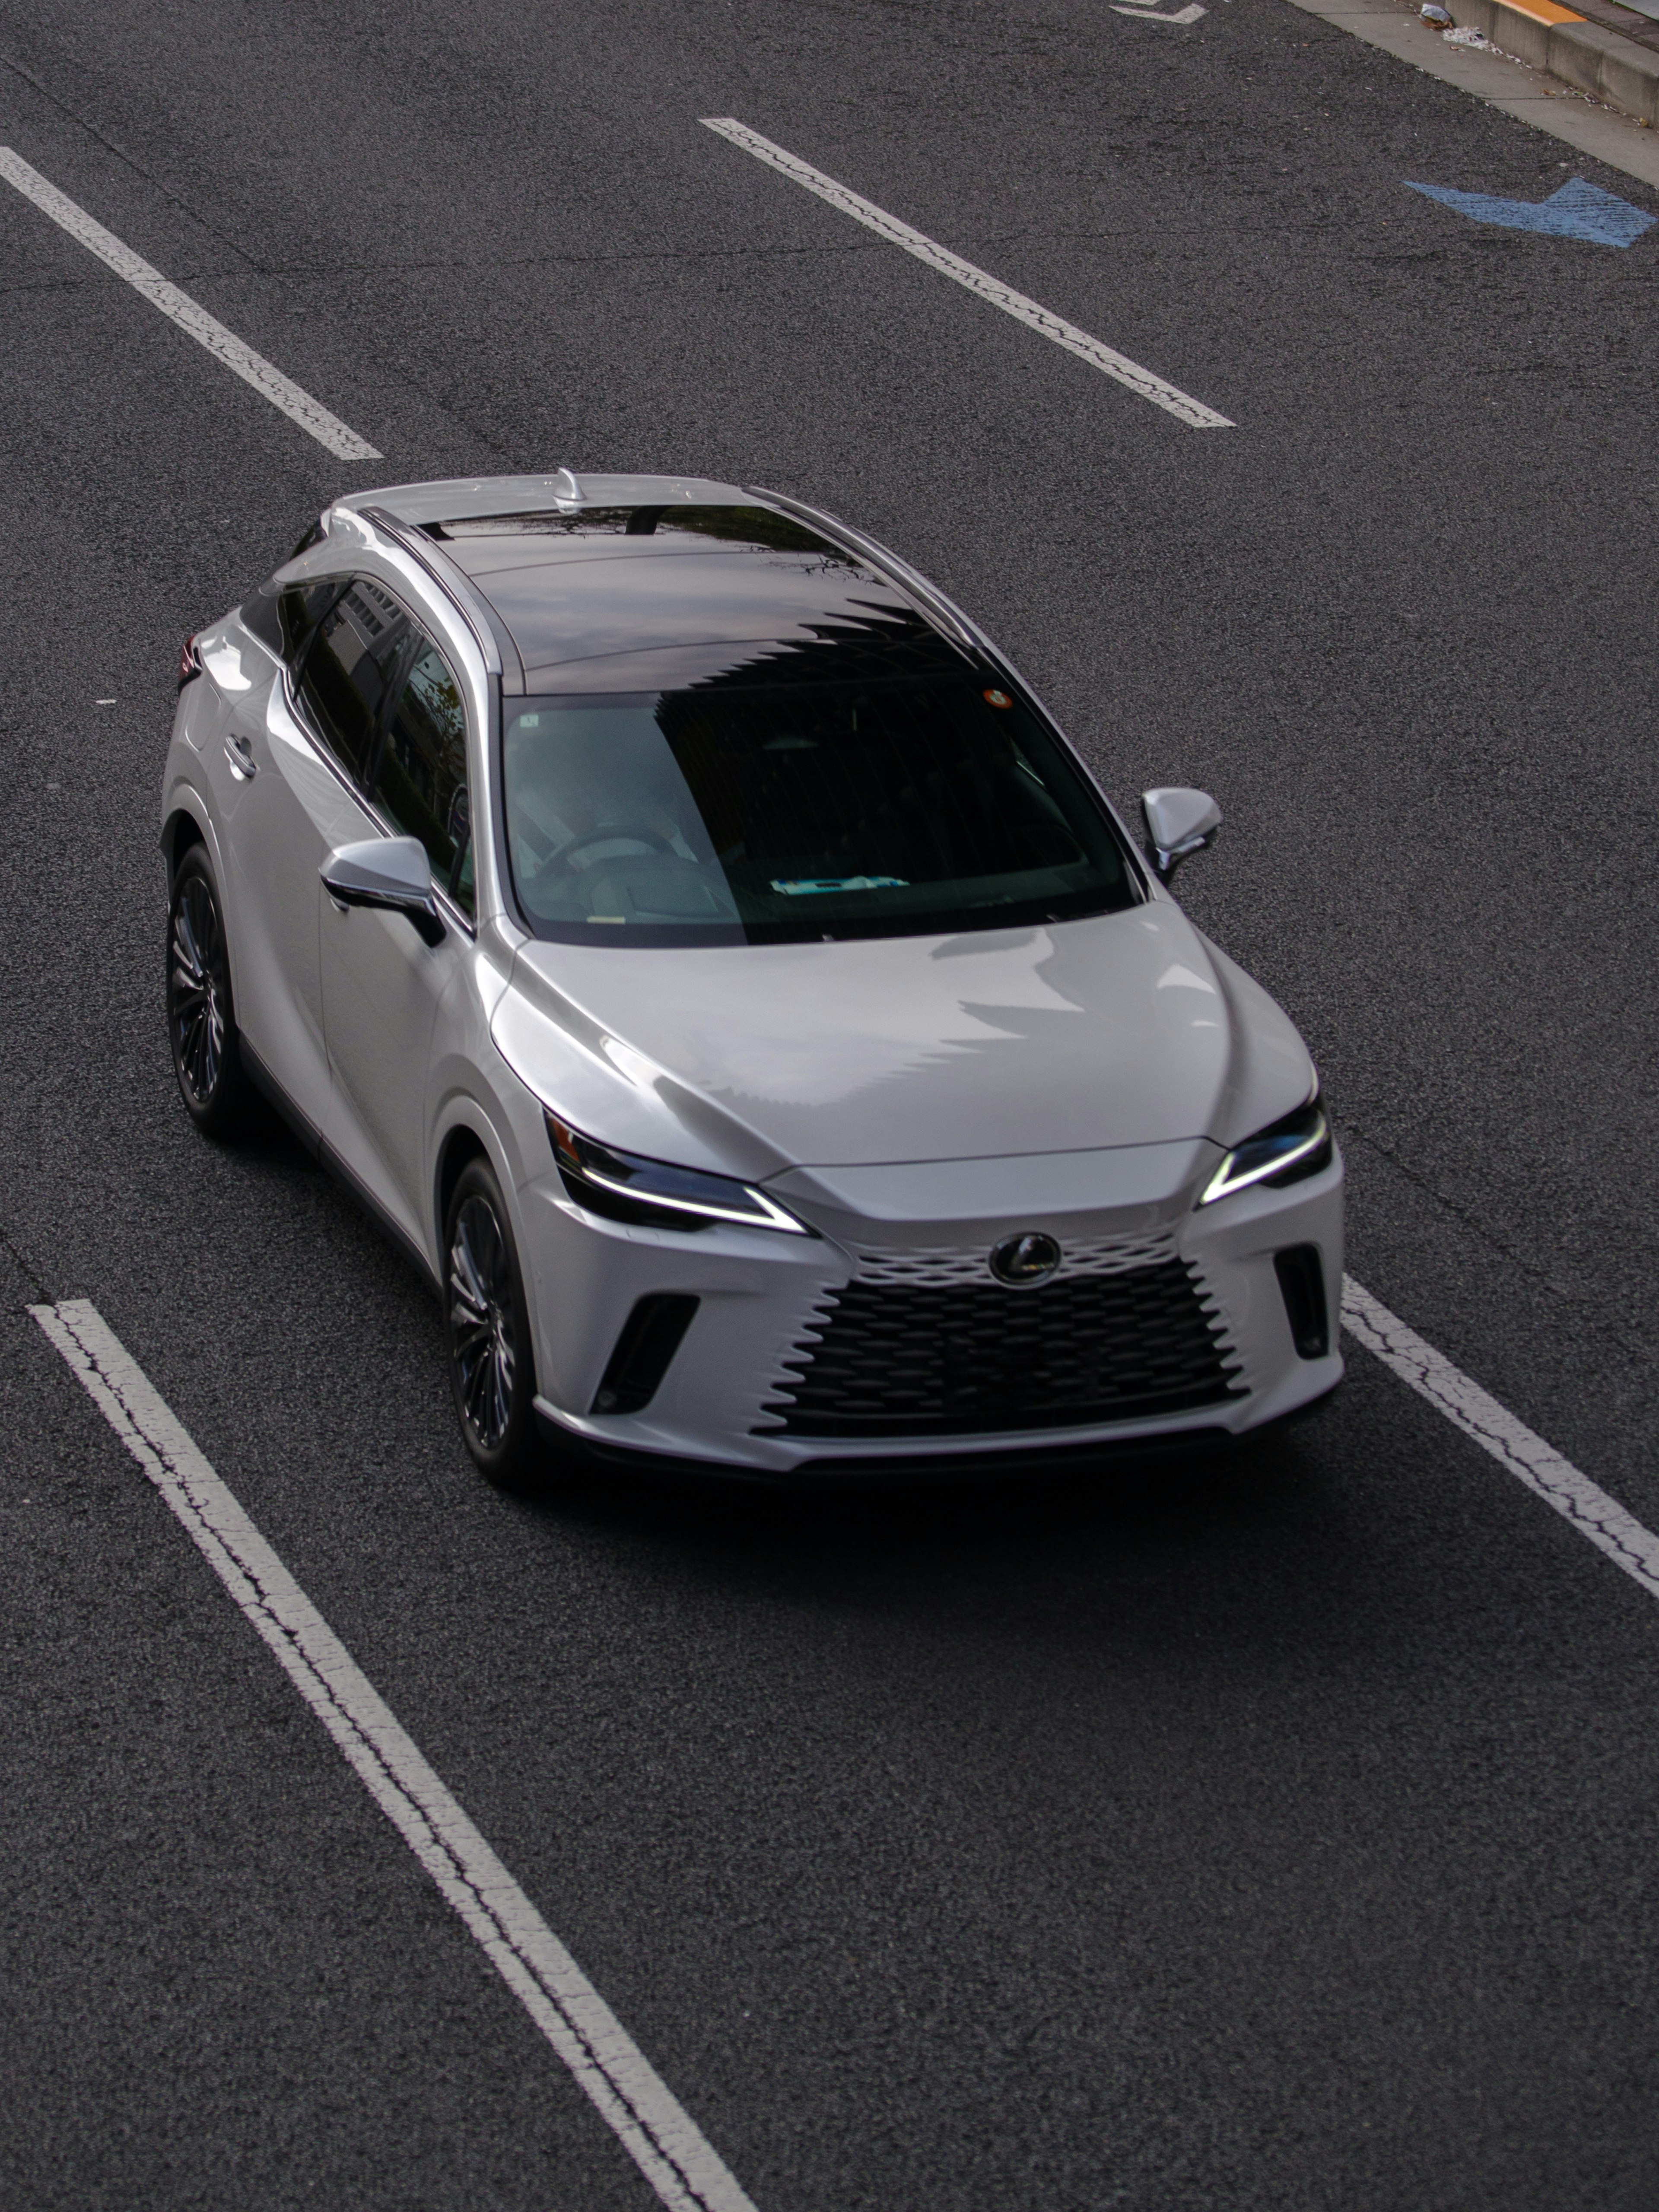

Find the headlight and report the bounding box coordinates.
[1198,1091,1332,1207]
[545,1112,813,1235]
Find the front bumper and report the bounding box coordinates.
[520,1142,1344,1477]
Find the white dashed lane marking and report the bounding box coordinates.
[30,1298,757,2212]
[0,148,381,461]
[701,118,1233,430]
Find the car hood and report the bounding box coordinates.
[496,902,1314,1179]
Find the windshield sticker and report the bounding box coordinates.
[771,876,909,895]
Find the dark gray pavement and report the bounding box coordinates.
[4,2,1659,2206]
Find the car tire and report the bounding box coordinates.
[168,842,250,1137]
[445,1156,542,1487]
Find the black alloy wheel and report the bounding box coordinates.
[445,1157,540,1486]
[168,844,248,1136]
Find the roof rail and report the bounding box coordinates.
[358,504,520,685]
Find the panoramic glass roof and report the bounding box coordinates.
[426,503,948,692]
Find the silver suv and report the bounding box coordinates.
[163,472,1343,1483]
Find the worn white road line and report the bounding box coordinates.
[0,148,381,460]
[701,117,1233,430]
[1341,1276,1659,1601]
[29,1298,757,2212]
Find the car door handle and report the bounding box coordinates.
[224,733,257,781]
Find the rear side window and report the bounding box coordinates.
[279,579,346,664]
[241,575,343,663]
[373,635,474,917]
[294,578,410,783]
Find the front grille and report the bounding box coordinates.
[758,1260,1246,1437]
[852,1228,1178,1288]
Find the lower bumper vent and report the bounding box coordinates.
[758,1261,1246,1438]
[592,1294,699,1414]
[1273,1246,1330,1360]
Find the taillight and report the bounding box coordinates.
[178,635,203,690]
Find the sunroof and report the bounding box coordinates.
[426,504,843,556]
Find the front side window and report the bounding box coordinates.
[293,577,409,782]
[501,674,1137,945]
[373,636,474,917]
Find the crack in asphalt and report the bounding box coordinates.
[0,1221,54,1303]
[0,50,264,271]
[1341,1276,1659,1604]
[6,242,885,289]
[1338,1117,1658,1372]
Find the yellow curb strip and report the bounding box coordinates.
[1497,0,1587,25]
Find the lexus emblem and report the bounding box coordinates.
[989,1231,1062,1287]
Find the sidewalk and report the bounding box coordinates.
[1438,0,1659,124]
[1289,0,1659,188]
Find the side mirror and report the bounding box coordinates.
[321,836,445,946]
[1141,787,1221,884]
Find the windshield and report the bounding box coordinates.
[501,676,1139,944]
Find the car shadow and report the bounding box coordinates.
[497,1394,1377,1653]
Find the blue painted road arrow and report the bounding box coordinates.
[1405,175,1657,246]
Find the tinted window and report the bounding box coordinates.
[240,588,283,655]
[374,636,474,916]
[502,675,1136,946]
[432,505,836,552]
[294,578,409,782]
[280,579,347,664]
[240,575,343,662]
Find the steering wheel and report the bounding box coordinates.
[512,818,558,877]
[553,823,677,872]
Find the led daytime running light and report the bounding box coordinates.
[546,1112,810,1234]
[1199,1099,1330,1207]
[579,1159,806,1232]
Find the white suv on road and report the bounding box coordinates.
[162,471,1342,1483]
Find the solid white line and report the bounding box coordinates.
[1341,1276,1659,1602]
[700,118,1233,430]
[0,148,381,461]
[29,1298,757,2212]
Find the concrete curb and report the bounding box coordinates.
[1464,0,1659,124]
[1286,0,1659,191]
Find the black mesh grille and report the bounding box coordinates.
[758,1260,1246,1438]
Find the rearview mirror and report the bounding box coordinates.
[321,836,445,946]
[1141,787,1221,883]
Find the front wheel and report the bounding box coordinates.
[168,843,249,1136]
[445,1158,541,1487]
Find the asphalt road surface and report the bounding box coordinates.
[5,2,1659,2207]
